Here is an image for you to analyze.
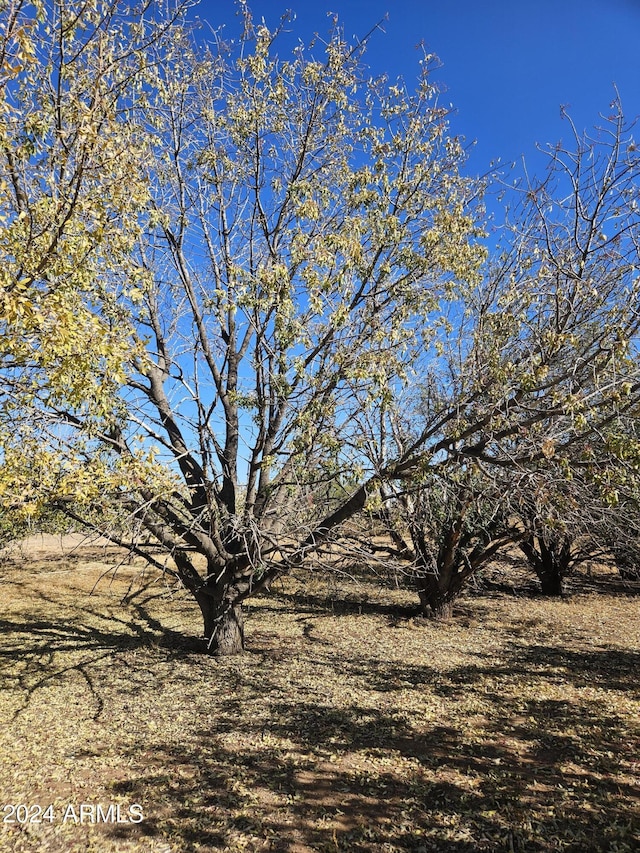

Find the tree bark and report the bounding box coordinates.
[196,591,245,655]
[427,596,455,619]
[538,569,565,597]
[416,576,456,619]
[520,534,569,597]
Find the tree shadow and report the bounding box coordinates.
[428,642,640,699]
[0,592,207,722]
[103,683,639,852]
[1,570,638,851]
[106,710,503,852]
[266,587,421,620]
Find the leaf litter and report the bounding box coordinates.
[0,535,638,851]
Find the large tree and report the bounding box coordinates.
[0,5,484,653]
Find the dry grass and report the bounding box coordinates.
[0,535,638,852]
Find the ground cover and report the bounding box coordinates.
[0,536,638,852]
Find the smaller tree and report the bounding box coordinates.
[381,466,517,618]
[588,423,640,582]
[610,540,640,582]
[518,529,580,596]
[510,468,592,596]
[510,412,640,593]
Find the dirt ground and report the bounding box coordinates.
[0,534,638,852]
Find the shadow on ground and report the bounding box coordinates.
[108,682,639,852]
[1,569,638,852]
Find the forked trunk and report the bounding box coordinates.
[196,591,245,655]
[536,540,568,596]
[520,534,570,597]
[412,534,465,619]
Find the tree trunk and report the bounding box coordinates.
[196,591,245,655]
[427,596,455,619]
[520,534,569,597]
[534,540,568,597]
[538,569,565,596]
[416,576,456,619]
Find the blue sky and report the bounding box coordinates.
[196,0,640,178]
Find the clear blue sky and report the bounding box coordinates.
[195,0,640,178]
